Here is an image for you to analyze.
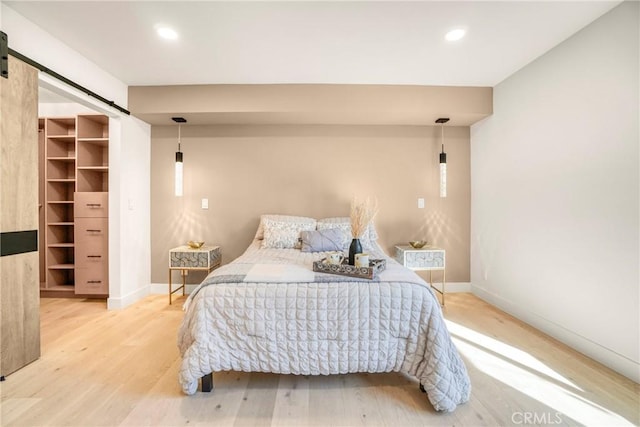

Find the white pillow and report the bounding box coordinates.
[261,217,317,249]
[316,217,378,252]
[254,214,316,240]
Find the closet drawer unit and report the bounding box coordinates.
[75,217,108,292]
[75,218,108,244]
[75,246,108,269]
[75,268,108,295]
[75,220,108,268]
[75,192,108,218]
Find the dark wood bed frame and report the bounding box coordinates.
[201,373,214,392]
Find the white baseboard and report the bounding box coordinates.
[431,282,471,293]
[471,283,640,384]
[150,283,199,295]
[107,285,150,310]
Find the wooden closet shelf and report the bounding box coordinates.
[77,166,109,172]
[43,284,75,291]
[48,264,75,270]
[77,138,108,146]
[46,135,76,140]
[47,157,76,162]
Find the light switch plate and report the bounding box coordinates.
[418,198,425,209]
[201,198,209,209]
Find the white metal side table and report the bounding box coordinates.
[168,245,221,304]
[395,245,446,305]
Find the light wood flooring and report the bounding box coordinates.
[1,293,638,426]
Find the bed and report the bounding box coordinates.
[177,215,470,412]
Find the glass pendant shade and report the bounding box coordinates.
[437,119,448,199]
[439,151,447,198]
[175,151,183,197]
[174,122,184,197]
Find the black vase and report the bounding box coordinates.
[348,238,362,266]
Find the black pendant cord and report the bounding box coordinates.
[8,47,130,115]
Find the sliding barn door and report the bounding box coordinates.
[0,56,40,377]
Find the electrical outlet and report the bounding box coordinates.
[418,198,425,209]
[201,198,209,209]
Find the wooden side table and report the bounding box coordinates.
[169,245,221,304]
[395,245,446,306]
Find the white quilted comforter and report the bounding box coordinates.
[178,241,470,412]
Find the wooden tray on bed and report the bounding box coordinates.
[312,258,386,280]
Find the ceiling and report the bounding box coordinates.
[6,1,620,88]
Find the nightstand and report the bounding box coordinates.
[395,245,446,306]
[168,245,221,304]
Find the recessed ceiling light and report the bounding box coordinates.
[445,28,466,42]
[157,26,178,40]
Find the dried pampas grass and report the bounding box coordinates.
[350,196,378,238]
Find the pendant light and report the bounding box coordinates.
[172,117,187,197]
[436,118,450,198]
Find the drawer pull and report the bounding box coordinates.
[87,255,102,258]
[86,203,102,207]
[87,280,102,284]
[86,229,102,232]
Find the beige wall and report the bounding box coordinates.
[130,84,492,126]
[151,124,470,285]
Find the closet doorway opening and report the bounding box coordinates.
[37,77,120,304]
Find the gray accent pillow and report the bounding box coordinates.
[316,217,378,252]
[300,228,347,253]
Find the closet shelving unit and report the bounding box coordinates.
[43,117,76,293]
[40,114,109,297]
[74,114,109,295]
[76,115,109,192]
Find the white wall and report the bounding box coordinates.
[38,102,96,117]
[108,115,151,309]
[471,2,639,381]
[3,3,152,309]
